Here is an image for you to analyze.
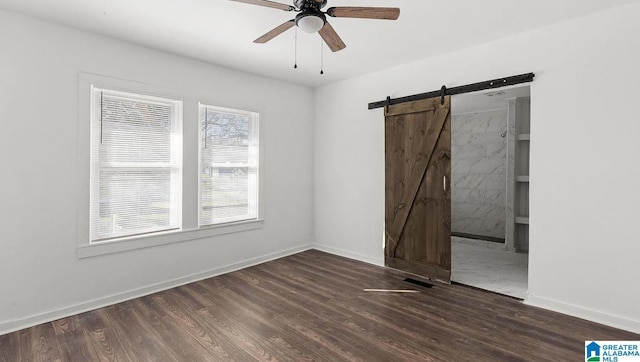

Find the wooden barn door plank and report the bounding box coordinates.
[384,96,451,283]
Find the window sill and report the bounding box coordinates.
[77,219,264,259]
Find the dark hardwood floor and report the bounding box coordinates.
[1,250,638,361]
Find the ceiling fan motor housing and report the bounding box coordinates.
[294,0,327,10]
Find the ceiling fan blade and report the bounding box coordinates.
[254,20,296,43]
[327,7,400,20]
[318,22,346,52]
[229,0,295,12]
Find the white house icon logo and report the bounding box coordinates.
[586,342,601,362]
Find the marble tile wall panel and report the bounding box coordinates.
[451,109,507,239]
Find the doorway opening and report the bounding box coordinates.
[450,85,530,299]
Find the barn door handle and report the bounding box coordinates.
[443,176,447,191]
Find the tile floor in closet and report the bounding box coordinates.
[451,236,528,299]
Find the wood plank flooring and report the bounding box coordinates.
[1,250,638,361]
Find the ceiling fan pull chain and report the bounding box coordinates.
[320,38,324,75]
[294,27,298,69]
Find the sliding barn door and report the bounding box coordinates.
[385,96,452,283]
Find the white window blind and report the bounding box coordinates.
[90,87,182,242]
[199,105,259,226]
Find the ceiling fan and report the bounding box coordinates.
[230,0,400,52]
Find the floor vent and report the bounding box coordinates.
[403,278,434,289]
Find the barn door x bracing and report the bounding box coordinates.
[384,96,452,283]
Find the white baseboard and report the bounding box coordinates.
[0,244,313,336]
[525,294,640,334]
[313,244,384,266]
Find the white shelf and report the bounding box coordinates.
[516,176,530,182]
[517,134,531,141]
[515,217,530,225]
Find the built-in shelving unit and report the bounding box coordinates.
[506,97,530,252]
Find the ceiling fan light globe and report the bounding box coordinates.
[297,15,325,33]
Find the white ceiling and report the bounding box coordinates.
[0,0,637,87]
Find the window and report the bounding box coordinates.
[199,105,259,226]
[90,87,182,242]
[78,74,264,257]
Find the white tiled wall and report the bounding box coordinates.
[451,109,507,239]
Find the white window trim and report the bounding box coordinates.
[77,73,265,259]
[198,104,260,227]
